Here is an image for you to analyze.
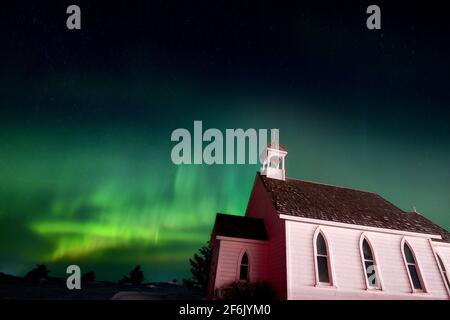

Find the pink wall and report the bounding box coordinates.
[434,243,450,270]
[285,219,450,299]
[245,175,287,299]
[433,242,450,296]
[213,238,269,290]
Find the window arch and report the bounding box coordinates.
[239,252,249,281]
[360,237,381,289]
[437,254,450,289]
[402,241,424,291]
[314,231,332,285]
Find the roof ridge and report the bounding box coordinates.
[258,171,377,195]
[285,176,378,195]
[286,176,409,215]
[259,173,405,211]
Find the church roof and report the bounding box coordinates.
[266,143,288,152]
[259,173,450,242]
[212,213,269,241]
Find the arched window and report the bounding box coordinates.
[403,242,423,290]
[361,238,380,289]
[315,232,331,284]
[239,252,249,281]
[437,254,450,289]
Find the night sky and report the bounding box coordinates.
[1,1,449,281]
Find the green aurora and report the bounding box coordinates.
[1,74,449,281]
[1,1,450,282]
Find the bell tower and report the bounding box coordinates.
[260,142,288,181]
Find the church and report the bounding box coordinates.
[207,144,450,299]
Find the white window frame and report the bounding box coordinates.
[313,227,335,287]
[359,234,383,290]
[400,238,427,293]
[237,250,250,282]
[436,253,450,292]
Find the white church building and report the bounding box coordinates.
[207,144,450,299]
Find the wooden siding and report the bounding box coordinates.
[285,220,449,299]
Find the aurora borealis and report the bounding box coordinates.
[1,1,450,281]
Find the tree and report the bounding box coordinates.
[82,271,96,282]
[25,264,50,281]
[120,265,144,285]
[183,242,212,296]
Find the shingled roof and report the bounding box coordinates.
[212,213,269,241]
[259,173,450,243]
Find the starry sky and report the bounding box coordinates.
[0,1,449,281]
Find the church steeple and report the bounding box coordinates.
[260,142,288,181]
